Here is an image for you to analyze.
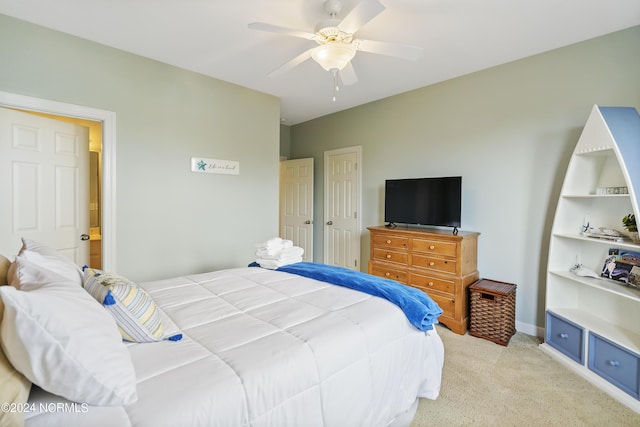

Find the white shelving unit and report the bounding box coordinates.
[541,105,640,412]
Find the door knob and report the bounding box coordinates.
[304,220,311,224]
[327,221,333,225]
[80,234,90,241]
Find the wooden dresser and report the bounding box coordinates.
[368,225,480,334]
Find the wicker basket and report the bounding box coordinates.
[469,279,516,346]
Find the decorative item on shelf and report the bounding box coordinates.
[600,248,640,289]
[595,186,628,195]
[622,213,639,243]
[569,263,600,279]
[585,227,627,242]
[580,228,593,236]
[580,216,593,235]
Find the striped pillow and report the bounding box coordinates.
[82,268,175,343]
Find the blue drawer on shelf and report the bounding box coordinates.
[588,332,640,399]
[546,311,585,364]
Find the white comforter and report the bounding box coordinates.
[26,267,444,427]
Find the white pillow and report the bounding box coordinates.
[9,251,80,292]
[9,238,83,289]
[0,277,138,406]
[20,238,76,261]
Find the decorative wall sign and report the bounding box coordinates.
[191,157,239,175]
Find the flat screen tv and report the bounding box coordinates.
[384,176,462,231]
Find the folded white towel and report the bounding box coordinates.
[255,237,283,249]
[256,256,303,270]
[256,245,304,260]
[256,246,282,258]
[254,238,304,269]
[283,246,304,258]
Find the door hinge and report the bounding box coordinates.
[355,259,357,267]
[354,211,357,219]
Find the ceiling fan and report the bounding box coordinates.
[248,0,423,100]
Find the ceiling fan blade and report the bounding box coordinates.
[353,39,423,60]
[248,22,318,41]
[338,0,385,34]
[268,48,314,78]
[340,62,358,86]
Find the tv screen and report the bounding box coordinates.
[384,177,462,228]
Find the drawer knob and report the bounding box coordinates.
[608,360,620,367]
[386,254,392,259]
[429,245,435,250]
[428,282,434,286]
[429,261,435,266]
[385,273,390,277]
[386,240,391,244]
[559,333,569,339]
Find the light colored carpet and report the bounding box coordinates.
[411,325,640,426]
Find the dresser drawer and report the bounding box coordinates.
[411,254,457,274]
[545,311,584,364]
[409,272,455,294]
[369,264,408,284]
[372,234,408,250]
[412,238,457,257]
[588,332,640,399]
[372,248,408,264]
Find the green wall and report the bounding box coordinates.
[290,26,640,333]
[280,124,291,159]
[0,14,281,280]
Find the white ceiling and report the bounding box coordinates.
[1,0,639,125]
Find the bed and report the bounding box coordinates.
[0,239,444,427]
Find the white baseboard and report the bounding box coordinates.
[516,320,544,339]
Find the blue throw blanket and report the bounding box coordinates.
[276,262,443,331]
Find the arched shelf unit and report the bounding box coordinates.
[541,105,640,413]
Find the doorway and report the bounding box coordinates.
[323,146,362,270]
[0,91,117,271]
[279,158,314,261]
[9,109,103,268]
[0,108,90,264]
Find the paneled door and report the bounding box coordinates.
[0,107,90,264]
[324,146,361,270]
[279,158,314,261]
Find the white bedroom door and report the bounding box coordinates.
[324,146,361,270]
[0,107,90,264]
[279,158,314,261]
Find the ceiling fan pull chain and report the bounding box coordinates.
[331,69,339,101]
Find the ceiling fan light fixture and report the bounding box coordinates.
[311,42,356,72]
